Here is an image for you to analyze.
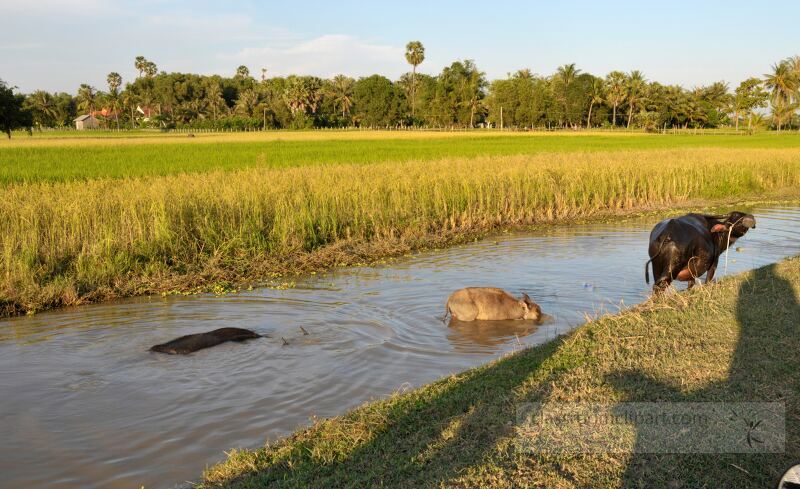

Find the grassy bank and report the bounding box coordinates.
[1,147,799,316]
[2,131,800,183]
[200,257,800,488]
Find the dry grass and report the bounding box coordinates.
[199,257,800,488]
[1,147,799,316]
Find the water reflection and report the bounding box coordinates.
[447,318,541,353]
[0,205,798,489]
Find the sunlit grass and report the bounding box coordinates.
[1,131,799,183]
[1,147,798,315]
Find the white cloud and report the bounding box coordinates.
[229,34,406,78]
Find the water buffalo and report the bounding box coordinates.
[645,211,756,291]
[444,287,542,322]
[150,327,263,354]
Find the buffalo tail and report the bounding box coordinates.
[645,235,670,284]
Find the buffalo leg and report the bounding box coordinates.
[706,263,717,284]
[653,277,671,293]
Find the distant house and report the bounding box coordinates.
[74,114,100,130]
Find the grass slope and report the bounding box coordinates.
[2,148,799,316]
[1,131,800,183]
[201,257,800,489]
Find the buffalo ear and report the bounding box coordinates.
[710,223,728,233]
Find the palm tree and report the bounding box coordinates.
[405,41,425,118]
[764,60,797,105]
[555,63,580,126]
[515,69,533,79]
[28,90,58,127]
[144,61,158,78]
[605,71,627,127]
[586,78,604,128]
[283,76,321,117]
[326,75,355,118]
[135,56,147,78]
[764,60,799,131]
[107,72,122,93]
[625,70,647,128]
[770,97,797,132]
[462,66,487,128]
[205,81,225,120]
[236,65,250,78]
[686,88,709,128]
[76,84,97,114]
[106,72,122,129]
[121,90,138,128]
[235,88,260,117]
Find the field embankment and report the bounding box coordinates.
[200,257,800,488]
[1,146,799,316]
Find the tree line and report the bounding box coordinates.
[2,42,800,136]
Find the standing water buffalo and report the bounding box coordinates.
[645,211,756,291]
[444,287,542,322]
[150,327,263,354]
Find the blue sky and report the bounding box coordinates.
[1,0,799,93]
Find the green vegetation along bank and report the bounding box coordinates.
[1,145,799,316]
[200,256,800,488]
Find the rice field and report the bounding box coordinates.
[2,130,800,183]
[1,133,799,316]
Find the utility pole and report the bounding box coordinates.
[500,106,504,131]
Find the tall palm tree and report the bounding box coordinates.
[555,63,580,126]
[764,60,797,104]
[107,72,122,93]
[106,72,122,129]
[205,81,225,120]
[135,56,147,78]
[605,71,627,127]
[764,60,799,131]
[236,65,250,78]
[461,65,487,128]
[405,41,425,118]
[144,61,158,78]
[586,78,604,128]
[625,70,647,128]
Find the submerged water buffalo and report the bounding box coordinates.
[444,287,542,322]
[645,211,756,291]
[150,327,263,354]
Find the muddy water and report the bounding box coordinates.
[1,205,798,488]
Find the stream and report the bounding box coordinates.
[1,204,798,488]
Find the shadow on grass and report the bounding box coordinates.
[214,332,581,488]
[608,263,800,488]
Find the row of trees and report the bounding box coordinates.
[4,44,800,134]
